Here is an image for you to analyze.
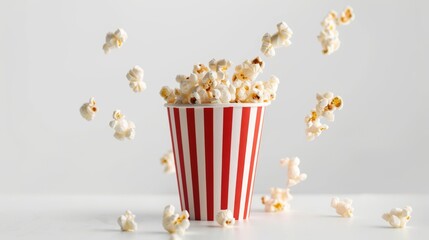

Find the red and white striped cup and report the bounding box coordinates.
[165,103,268,221]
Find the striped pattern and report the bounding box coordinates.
[167,105,266,221]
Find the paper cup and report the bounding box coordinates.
[165,103,268,221]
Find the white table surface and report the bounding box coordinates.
[0,194,427,240]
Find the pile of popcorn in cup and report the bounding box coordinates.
[78,5,413,236]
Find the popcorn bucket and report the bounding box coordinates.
[165,103,268,221]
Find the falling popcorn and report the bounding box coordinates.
[261,157,307,212]
[305,118,329,141]
[305,92,343,141]
[280,157,307,187]
[109,110,136,140]
[160,57,280,104]
[162,205,190,235]
[270,187,293,202]
[103,28,128,54]
[216,210,235,227]
[126,65,147,93]
[331,197,354,218]
[261,22,293,57]
[161,150,175,174]
[117,210,138,232]
[382,206,412,228]
[318,7,355,55]
[79,97,98,121]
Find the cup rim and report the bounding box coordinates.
[164,102,271,108]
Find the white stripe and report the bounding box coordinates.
[195,108,207,220]
[227,107,242,212]
[179,108,195,219]
[246,107,265,217]
[238,107,257,220]
[213,107,223,216]
[170,108,185,211]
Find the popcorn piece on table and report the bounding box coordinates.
[109,110,136,140]
[216,209,235,227]
[318,7,354,55]
[261,22,293,57]
[382,206,412,228]
[261,195,290,213]
[305,92,343,141]
[162,205,190,235]
[117,210,137,232]
[260,187,292,213]
[161,150,175,174]
[126,65,147,93]
[280,157,307,187]
[331,197,354,218]
[103,28,128,54]
[79,97,97,121]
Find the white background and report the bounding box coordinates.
[0,0,428,196]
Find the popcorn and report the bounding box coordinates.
[126,66,147,93]
[161,150,175,174]
[177,74,198,96]
[260,187,292,213]
[261,22,293,57]
[188,91,202,104]
[280,157,307,187]
[109,110,136,140]
[305,117,329,141]
[103,28,128,54]
[315,92,343,121]
[160,57,279,104]
[80,97,97,121]
[270,187,293,202]
[382,206,412,228]
[232,57,265,81]
[331,197,354,218]
[318,7,354,55]
[160,86,178,104]
[162,205,190,234]
[216,210,235,227]
[117,210,137,232]
[338,7,355,25]
[215,84,232,103]
[261,195,289,212]
[209,58,233,82]
[193,63,209,79]
[305,92,343,141]
[261,158,306,212]
[209,58,232,72]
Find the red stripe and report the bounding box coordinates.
[243,107,263,219]
[174,108,189,212]
[233,107,251,219]
[204,108,214,220]
[247,107,265,219]
[221,107,233,210]
[167,108,183,210]
[186,108,201,220]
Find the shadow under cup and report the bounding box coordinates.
[165,103,269,221]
